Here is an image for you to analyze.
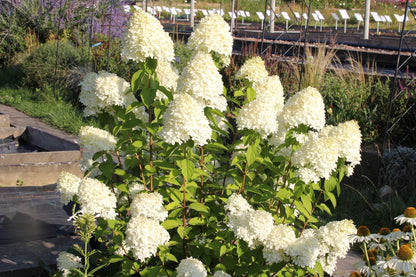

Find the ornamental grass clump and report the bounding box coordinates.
[54,10,365,276]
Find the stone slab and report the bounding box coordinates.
[0,114,10,127]
[0,127,25,139]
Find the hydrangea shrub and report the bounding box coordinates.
[55,10,363,277]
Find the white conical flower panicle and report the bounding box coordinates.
[77,178,117,220]
[155,60,179,100]
[121,10,174,63]
[281,86,326,132]
[262,224,297,264]
[292,133,340,183]
[176,52,226,111]
[125,216,170,262]
[187,14,233,65]
[79,126,117,153]
[237,97,279,138]
[235,56,269,84]
[159,93,212,146]
[79,71,131,116]
[322,120,362,175]
[56,172,81,204]
[176,257,208,277]
[130,192,168,222]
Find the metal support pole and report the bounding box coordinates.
[364,0,370,39]
[231,0,235,32]
[270,0,275,32]
[190,0,195,28]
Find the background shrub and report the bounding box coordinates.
[22,40,82,90]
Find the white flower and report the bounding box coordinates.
[292,133,340,183]
[155,60,179,100]
[235,56,269,84]
[236,97,279,138]
[130,192,168,222]
[56,172,81,204]
[187,14,233,66]
[384,245,416,275]
[285,229,322,268]
[79,126,117,153]
[281,86,326,132]
[253,75,285,112]
[212,270,231,277]
[77,178,117,220]
[262,224,296,264]
[176,257,207,277]
[56,252,82,277]
[79,71,131,116]
[395,207,416,226]
[129,182,145,197]
[177,52,226,111]
[121,10,174,63]
[125,216,170,262]
[322,120,362,175]
[159,93,212,146]
[224,193,253,217]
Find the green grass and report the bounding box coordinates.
[0,86,97,135]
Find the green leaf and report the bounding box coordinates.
[325,191,337,208]
[141,88,156,108]
[131,69,143,93]
[114,168,126,176]
[246,143,258,167]
[161,219,182,230]
[300,194,313,214]
[247,87,257,102]
[220,245,227,256]
[234,90,244,97]
[275,188,294,200]
[189,217,205,226]
[179,159,195,181]
[177,226,191,239]
[99,162,113,179]
[188,202,210,213]
[324,176,337,192]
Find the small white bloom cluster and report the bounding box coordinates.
[56,251,82,277]
[225,194,356,274]
[176,257,207,277]
[177,52,226,112]
[187,14,233,66]
[280,86,326,132]
[121,10,174,63]
[130,192,168,222]
[77,178,117,220]
[79,126,117,153]
[236,58,285,138]
[125,192,169,262]
[155,60,179,100]
[292,134,339,183]
[235,56,269,84]
[56,171,81,204]
[79,71,131,116]
[225,193,274,248]
[124,216,170,262]
[159,93,212,146]
[291,119,362,183]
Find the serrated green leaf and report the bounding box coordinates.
[275,188,294,200]
[178,159,195,181]
[131,70,143,93]
[247,87,257,102]
[141,88,156,108]
[188,202,210,213]
[189,217,205,226]
[161,219,182,230]
[246,143,258,167]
